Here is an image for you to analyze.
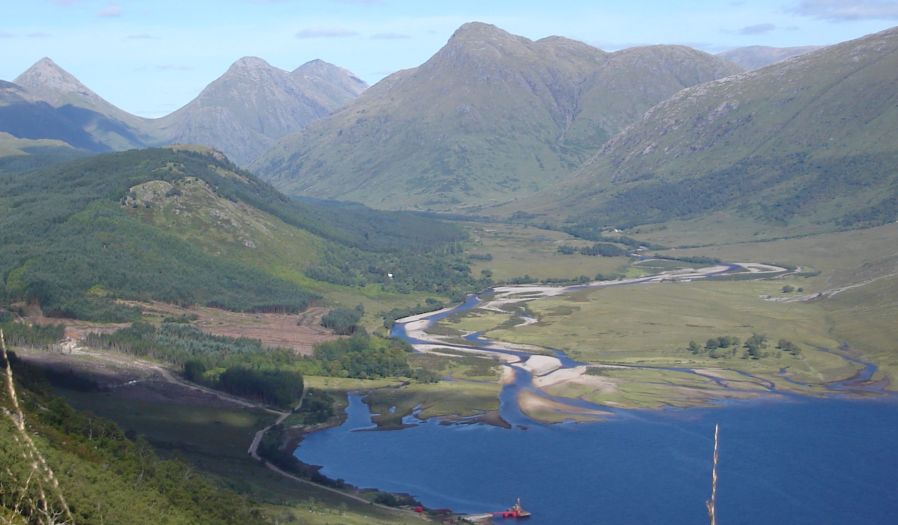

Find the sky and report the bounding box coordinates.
[3,0,898,118]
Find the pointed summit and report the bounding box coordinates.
[154,57,365,165]
[13,56,143,130]
[448,21,517,42]
[254,23,736,211]
[292,59,367,99]
[216,57,288,85]
[293,59,344,77]
[228,56,279,72]
[14,57,94,104]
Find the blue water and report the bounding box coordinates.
[299,275,898,523]
[297,395,898,524]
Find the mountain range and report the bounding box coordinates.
[551,25,898,234]
[147,57,366,165]
[4,21,895,235]
[254,22,742,210]
[717,45,821,70]
[1,57,367,165]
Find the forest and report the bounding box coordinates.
[0,148,479,321]
[570,152,898,231]
[85,321,430,406]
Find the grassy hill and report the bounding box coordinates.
[1,350,267,525]
[254,22,739,211]
[0,132,89,176]
[0,147,474,322]
[552,25,898,236]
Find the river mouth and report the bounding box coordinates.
[296,392,898,524]
[391,263,886,425]
[295,263,898,523]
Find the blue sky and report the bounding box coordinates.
[3,0,898,117]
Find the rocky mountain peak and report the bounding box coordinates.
[14,57,93,100]
[292,60,367,96]
[229,56,277,71]
[448,21,521,46]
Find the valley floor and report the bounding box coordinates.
[401,223,898,420]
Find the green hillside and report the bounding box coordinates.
[0,133,89,176]
[0,147,473,322]
[555,25,898,235]
[254,22,739,211]
[1,350,267,525]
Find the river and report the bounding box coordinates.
[295,265,898,523]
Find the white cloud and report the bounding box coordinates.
[295,27,359,39]
[370,32,411,39]
[793,0,898,21]
[156,64,194,71]
[98,4,123,17]
[126,33,159,40]
[739,23,777,34]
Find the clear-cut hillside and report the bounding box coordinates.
[556,25,898,232]
[151,57,367,165]
[253,22,740,211]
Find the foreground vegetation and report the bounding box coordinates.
[1,350,267,525]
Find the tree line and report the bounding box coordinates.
[687,333,802,359]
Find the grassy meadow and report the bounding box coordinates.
[433,221,898,409]
[465,222,629,282]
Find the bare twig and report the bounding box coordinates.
[706,423,719,525]
[1,329,75,524]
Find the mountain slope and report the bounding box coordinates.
[0,80,105,151]
[152,58,367,165]
[290,59,368,111]
[14,58,152,150]
[718,45,822,70]
[0,353,267,525]
[5,57,366,165]
[254,22,740,211]
[0,147,471,322]
[557,26,898,232]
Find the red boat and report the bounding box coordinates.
[495,498,531,519]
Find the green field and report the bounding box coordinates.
[433,245,894,409]
[466,222,629,282]
[364,380,501,428]
[658,223,898,382]
[305,365,502,429]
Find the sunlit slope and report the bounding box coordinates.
[0,147,470,321]
[255,22,739,211]
[557,25,898,231]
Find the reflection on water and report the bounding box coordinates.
[297,394,898,524]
